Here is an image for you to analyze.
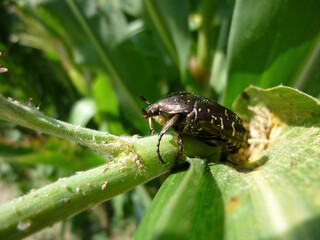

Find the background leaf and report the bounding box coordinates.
[134,157,224,240]
[143,0,190,78]
[225,0,320,107]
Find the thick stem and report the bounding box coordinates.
[0,151,168,239]
[0,95,125,155]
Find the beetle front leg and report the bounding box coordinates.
[148,117,154,135]
[157,114,180,164]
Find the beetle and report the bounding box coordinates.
[140,92,247,165]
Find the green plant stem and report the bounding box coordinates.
[0,95,125,155]
[0,153,165,239]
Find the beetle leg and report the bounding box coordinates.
[157,114,180,164]
[148,117,155,135]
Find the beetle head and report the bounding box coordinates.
[140,95,160,118]
[140,94,157,134]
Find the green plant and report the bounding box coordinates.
[0,0,319,239]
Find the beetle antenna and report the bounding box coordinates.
[140,94,150,105]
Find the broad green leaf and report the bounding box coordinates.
[16,0,158,132]
[92,72,125,135]
[225,0,320,107]
[135,86,320,239]
[143,0,190,78]
[120,0,143,17]
[203,0,234,95]
[131,185,152,224]
[68,98,96,127]
[134,157,224,239]
[0,138,105,170]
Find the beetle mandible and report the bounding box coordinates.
[140,92,247,165]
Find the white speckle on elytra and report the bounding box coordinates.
[231,121,235,136]
[220,117,224,129]
[211,115,217,120]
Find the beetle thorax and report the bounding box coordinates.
[146,103,172,126]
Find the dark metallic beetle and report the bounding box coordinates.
[140,92,247,165]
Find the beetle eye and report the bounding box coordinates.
[151,109,159,115]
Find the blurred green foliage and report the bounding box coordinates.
[0,0,319,238]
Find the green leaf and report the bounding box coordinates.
[68,98,96,127]
[134,157,224,239]
[135,86,320,239]
[92,72,125,135]
[17,0,158,132]
[233,86,320,129]
[225,0,320,107]
[0,138,105,171]
[144,0,190,77]
[131,185,152,224]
